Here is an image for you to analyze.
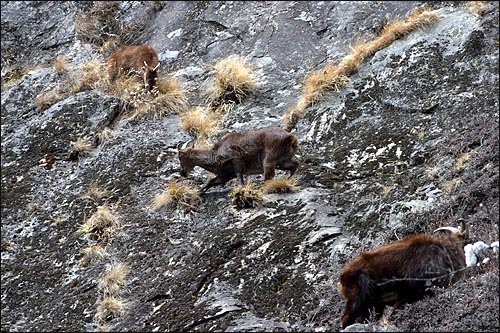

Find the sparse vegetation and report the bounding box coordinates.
[152,180,201,211]
[208,55,256,114]
[180,106,218,141]
[68,137,95,160]
[96,127,115,145]
[78,204,121,243]
[261,176,300,194]
[52,55,70,76]
[74,1,121,47]
[99,263,129,296]
[282,7,443,131]
[81,182,109,200]
[95,295,128,321]
[114,76,188,120]
[230,181,263,209]
[465,1,490,14]
[79,245,109,266]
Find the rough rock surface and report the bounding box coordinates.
[1,1,498,332]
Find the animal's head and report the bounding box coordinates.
[178,141,196,177]
[433,218,469,242]
[142,61,160,92]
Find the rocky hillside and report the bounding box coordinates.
[1,1,499,332]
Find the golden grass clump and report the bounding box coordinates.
[35,87,64,110]
[208,55,255,112]
[97,127,115,145]
[73,61,108,92]
[52,55,70,76]
[465,1,489,14]
[96,296,128,321]
[68,137,95,160]
[281,7,442,131]
[81,182,109,200]
[78,204,121,241]
[115,76,188,120]
[99,263,129,296]
[261,176,299,194]
[152,180,201,211]
[180,106,218,141]
[230,181,263,209]
[79,244,109,266]
[74,1,121,46]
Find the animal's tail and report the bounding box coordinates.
[287,134,299,155]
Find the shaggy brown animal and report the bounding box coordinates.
[178,126,299,194]
[107,44,160,91]
[338,221,469,328]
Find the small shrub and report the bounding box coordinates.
[208,55,255,113]
[96,296,128,321]
[99,263,129,296]
[115,76,188,120]
[78,204,121,242]
[230,181,263,209]
[261,176,299,194]
[68,137,95,160]
[180,106,218,141]
[152,180,201,211]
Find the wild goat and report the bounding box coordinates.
[107,44,160,92]
[338,221,469,328]
[178,126,299,194]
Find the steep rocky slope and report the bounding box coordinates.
[1,1,498,332]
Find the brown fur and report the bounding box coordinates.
[339,231,467,328]
[107,44,159,91]
[178,126,299,194]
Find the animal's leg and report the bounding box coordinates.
[199,175,232,194]
[232,158,245,185]
[263,160,276,180]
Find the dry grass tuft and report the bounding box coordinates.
[180,106,218,141]
[230,181,263,209]
[78,204,121,242]
[52,55,70,76]
[281,7,442,131]
[79,245,109,266]
[68,137,95,160]
[95,295,128,321]
[208,55,255,113]
[465,1,490,14]
[96,322,113,333]
[81,182,109,200]
[74,1,121,47]
[99,263,129,296]
[96,127,115,145]
[35,60,107,110]
[261,176,300,194]
[35,87,64,110]
[152,180,201,211]
[115,76,188,120]
[73,61,108,92]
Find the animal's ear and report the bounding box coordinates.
[153,62,160,71]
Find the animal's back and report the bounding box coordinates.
[108,44,158,72]
[343,234,465,286]
[212,127,298,173]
